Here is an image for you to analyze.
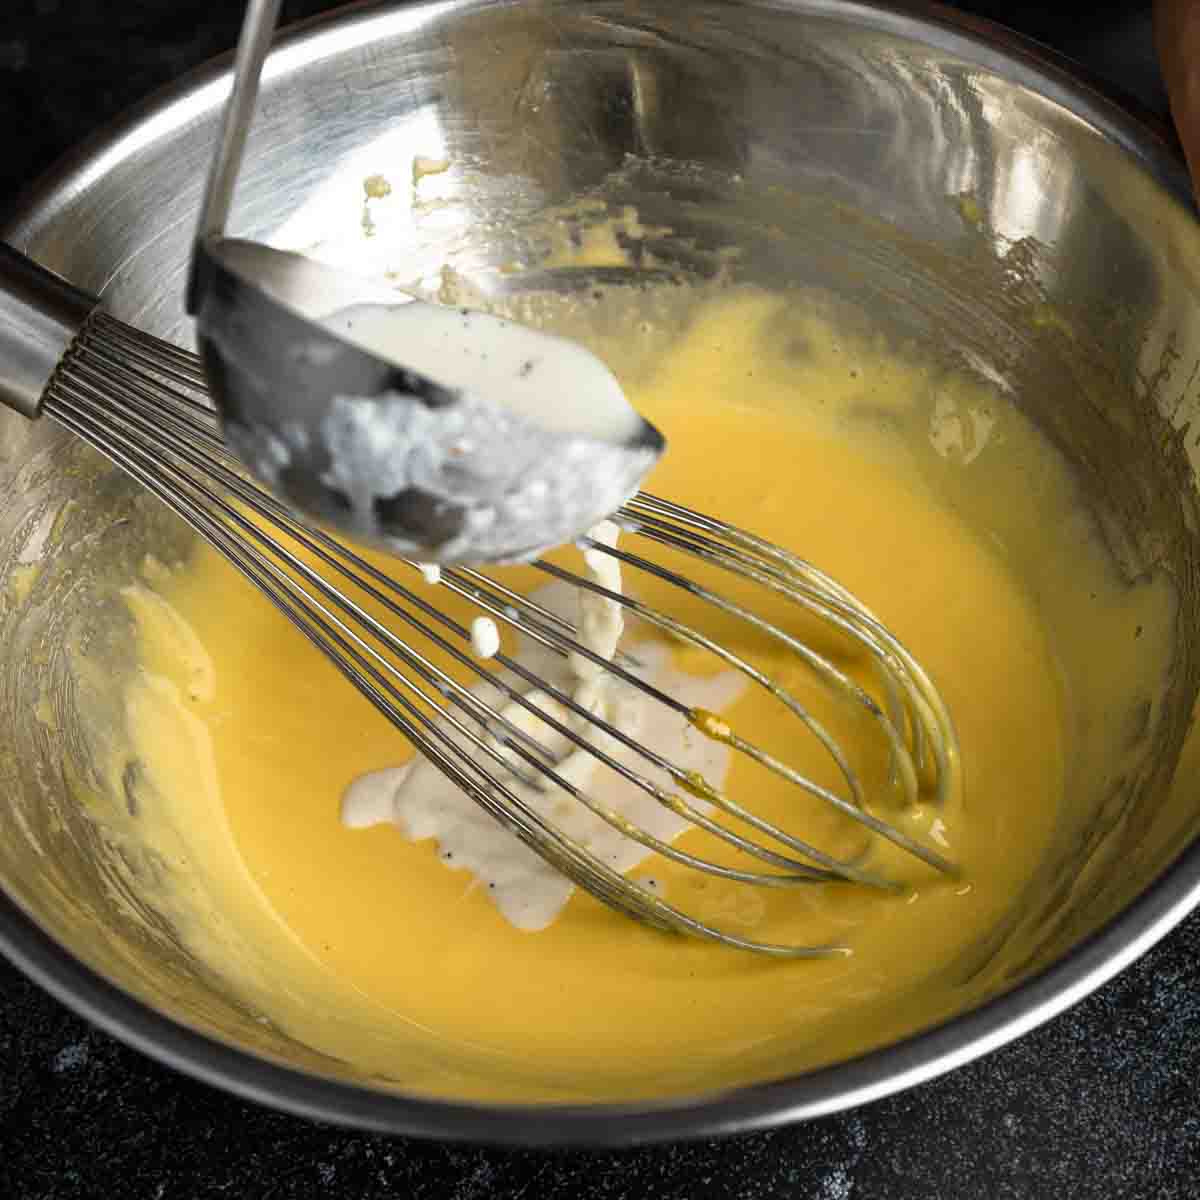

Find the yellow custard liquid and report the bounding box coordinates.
[114,290,1155,1102]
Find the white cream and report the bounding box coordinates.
[470,617,500,659]
[342,525,747,930]
[322,303,644,445]
[416,562,441,585]
[570,520,624,680]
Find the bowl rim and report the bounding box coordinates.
[2,0,1198,1148]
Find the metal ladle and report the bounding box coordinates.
[186,0,665,564]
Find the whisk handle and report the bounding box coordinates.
[0,243,98,420]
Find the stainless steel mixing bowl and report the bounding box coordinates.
[3,0,1200,1144]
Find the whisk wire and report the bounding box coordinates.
[48,382,693,938]
[50,368,855,919]
[40,313,963,956]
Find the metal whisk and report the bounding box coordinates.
[0,249,961,957]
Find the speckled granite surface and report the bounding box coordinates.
[1,2,1197,1196]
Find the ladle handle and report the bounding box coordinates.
[186,0,284,313]
[0,243,98,420]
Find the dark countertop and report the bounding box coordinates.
[1,2,1197,1197]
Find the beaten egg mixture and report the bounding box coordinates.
[107,288,1168,1101]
